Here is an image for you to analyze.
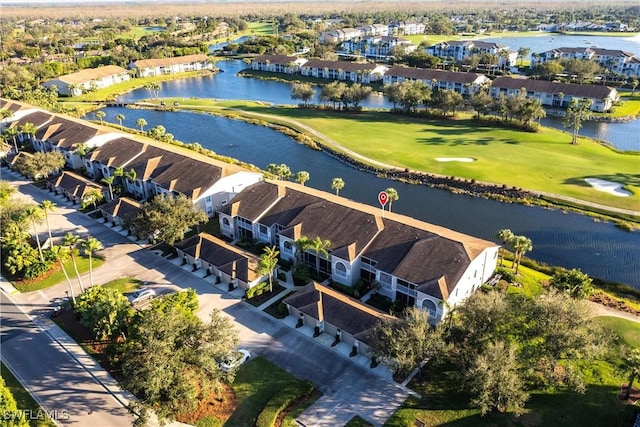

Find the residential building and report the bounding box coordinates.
[98,197,142,228]
[359,24,390,37]
[489,76,618,112]
[318,28,364,44]
[426,40,517,68]
[174,232,266,291]
[250,55,308,74]
[218,180,499,324]
[44,171,107,205]
[130,54,213,77]
[389,20,426,36]
[341,36,415,61]
[300,60,388,83]
[531,47,640,78]
[283,282,395,358]
[42,65,130,96]
[382,66,490,95]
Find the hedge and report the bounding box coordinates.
[255,380,314,427]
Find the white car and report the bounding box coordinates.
[219,349,251,373]
[128,288,156,305]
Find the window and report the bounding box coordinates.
[379,272,392,288]
[222,217,230,228]
[335,262,347,278]
[205,196,211,203]
[423,299,437,319]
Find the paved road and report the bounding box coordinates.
[2,167,411,426]
[1,291,133,426]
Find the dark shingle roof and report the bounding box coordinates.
[37,116,100,149]
[491,76,615,99]
[385,66,485,84]
[252,54,299,65]
[87,137,145,168]
[99,197,141,220]
[46,171,104,198]
[219,180,281,221]
[303,59,379,72]
[10,111,54,128]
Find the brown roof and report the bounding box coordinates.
[0,99,25,113]
[132,54,209,69]
[9,111,54,129]
[283,282,394,345]
[385,66,485,84]
[51,65,128,85]
[303,59,379,72]
[174,233,260,283]
[491,76,616,99]
[38,118,101,150]
[252,54,299,65]
[99,197,141,220]
[46,171,104,198]
[86,137,145,168]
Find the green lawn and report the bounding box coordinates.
[224,357,317,427]
[13,256,104,292]
[161,98,640,212]
[385,359,633,427]
[597,316,640,348]
[1,363,56,427]
[101,277,143,294]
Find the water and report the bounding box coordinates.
[117,58,639,150]
[88,106,640,288]
[479,33,640,58]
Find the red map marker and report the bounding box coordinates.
[378,191,388,207]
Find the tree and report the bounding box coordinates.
[257,246,279,292]
[331,177,344,196]
[496,229,514,266]
[15,151,65,179]
[431,89,464,117]
[95,110,106,124]
[265,163,291,181]
[49,245,76,305]
[512,235,532,275]
[74,286,131,340]
[121,308,238,421]
[136,118,147,132]
[563,98,593,145]
[81,189,104,210]
[370,307,448,375]
[24,205,44,262]
[144,82,161,99]
[466,341,529,416]
[132,194,208,245]
[101,175,115,200]
[629,77,639,96]
[516,47,530,67]
[0,376,29,427]
[40,199,56,244]
[115,113,125,129]
[63,232,85,293]
[80,236,103,287]
[549,268,593,299]
[621,348,640,400]
[3,126,19,153]
[291,83,316,107]
[294,171,310,186]
[385,187,398,212]
[469,90,493,120]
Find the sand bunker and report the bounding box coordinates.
[585,178,631,197]
[435,157,476,162]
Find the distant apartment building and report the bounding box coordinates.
[341,36,416,61]
[250,55,308,74]
[426,40,517,68]
[389,20,426,35]
[129,54,213,77]
[42,65,130,97]
[382,66,490,95]
[531,47,640,77]
[300,60,388,83]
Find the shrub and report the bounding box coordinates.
[292,263,311,286]
[256,381,314,427]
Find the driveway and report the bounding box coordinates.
[2,167,411,426]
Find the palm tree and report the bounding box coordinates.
[40,200,56,244]
[136,118,147,132]
[4,127,19,153]
[258,246,280,292]
[331,177,344,196]
[80,236,103,287]
[495,229,514,266]
[19,122,38,146]
[95,111,106,124]
[309,236,331,274]
[101,175,115,200]
[385,188,399,212]
[50,245,76,305]
[25,206,45,262]
[63,232,85,293]
[295,171,310,186]
[513,235,533,275]
[115,113,125,129]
